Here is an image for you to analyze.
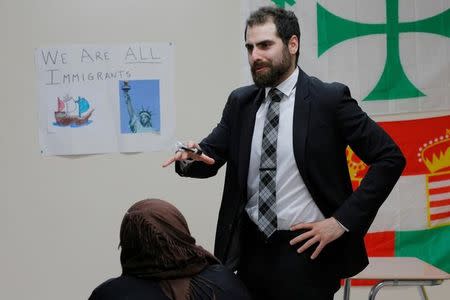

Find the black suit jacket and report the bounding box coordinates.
[176,69,405,278]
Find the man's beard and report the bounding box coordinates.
[251,48,293,88]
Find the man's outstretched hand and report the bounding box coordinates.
[162,141,215,167]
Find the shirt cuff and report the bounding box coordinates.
[334,218,349,232]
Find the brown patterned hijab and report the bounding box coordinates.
[119,199,220,300]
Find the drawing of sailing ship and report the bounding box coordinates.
[54,94,94,127]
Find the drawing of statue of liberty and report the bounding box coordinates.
[121,80,158,134]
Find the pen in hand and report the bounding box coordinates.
[179,145,203,156]
[175,141,203,156]
[162,141,214,167]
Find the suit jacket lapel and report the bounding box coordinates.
[238,88,265,194]
[293,69,311,182]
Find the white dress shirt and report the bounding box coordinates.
[245,67,325,230]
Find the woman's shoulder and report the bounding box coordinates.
[200,264,234,277]
[198,264,251,300]
[88,275,167,300]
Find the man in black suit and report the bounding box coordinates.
[163,6,405,300]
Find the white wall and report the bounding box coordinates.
[1,1,448,299]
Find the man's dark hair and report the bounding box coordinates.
[245,6,300,64]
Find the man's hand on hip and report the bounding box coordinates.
[289,217,345,259]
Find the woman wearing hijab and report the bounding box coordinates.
[89,199,251,300]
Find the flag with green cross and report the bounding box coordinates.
[240,0,450,114]
[240,0,450,282]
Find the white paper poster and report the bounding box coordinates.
[35,42,175,155]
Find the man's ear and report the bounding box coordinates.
[288,35,299,56]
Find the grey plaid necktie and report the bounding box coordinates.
[258,88,283,238]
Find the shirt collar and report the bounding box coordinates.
[265,66,299,99]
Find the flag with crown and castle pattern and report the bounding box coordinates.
[240,0,450,280]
